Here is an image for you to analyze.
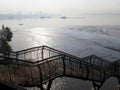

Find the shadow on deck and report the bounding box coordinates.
[0,45,119,90]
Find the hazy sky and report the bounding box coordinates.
[0,0,120,15]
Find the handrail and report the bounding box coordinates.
[16,45,112,66]
[0,49,17,56]
[15,45,87,61]
[0,55,63,67]
[16,46,44,53]
[0,54,107,72]
[0,49,16,53]
[0,45,114,75]
[0,45,119,90]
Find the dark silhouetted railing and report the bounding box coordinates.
[0,45,119,90]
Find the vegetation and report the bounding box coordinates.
[0,25,13,51]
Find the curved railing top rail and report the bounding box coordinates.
[0,54,104,70]
[0,49,16,53]
[0,54,62,67]
[16,45,112,63]
[15,45,90,61]
[0,45,114,68]
[0,49,16,56]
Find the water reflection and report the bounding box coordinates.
[27,27,55,47]
[12,26,120,60]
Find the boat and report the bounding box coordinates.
[19,24,23,25]
[61,16,67,19]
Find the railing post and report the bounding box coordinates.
[46,79,53,90]
[118,77,120,90]
[62,55,66,75]
[36,49,39,61]
[7,65,12,83]
[41,46,44,60]
[16,52,18,59]
[37,65,45,90]
[85,66,89,80]
[24,52,25,60]
[16,52,19,68]
[28,63,33,84]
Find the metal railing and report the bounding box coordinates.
[0,45,119,90]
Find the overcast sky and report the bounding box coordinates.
[0,0,120,16]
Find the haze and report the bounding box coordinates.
[0,0,120,16]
